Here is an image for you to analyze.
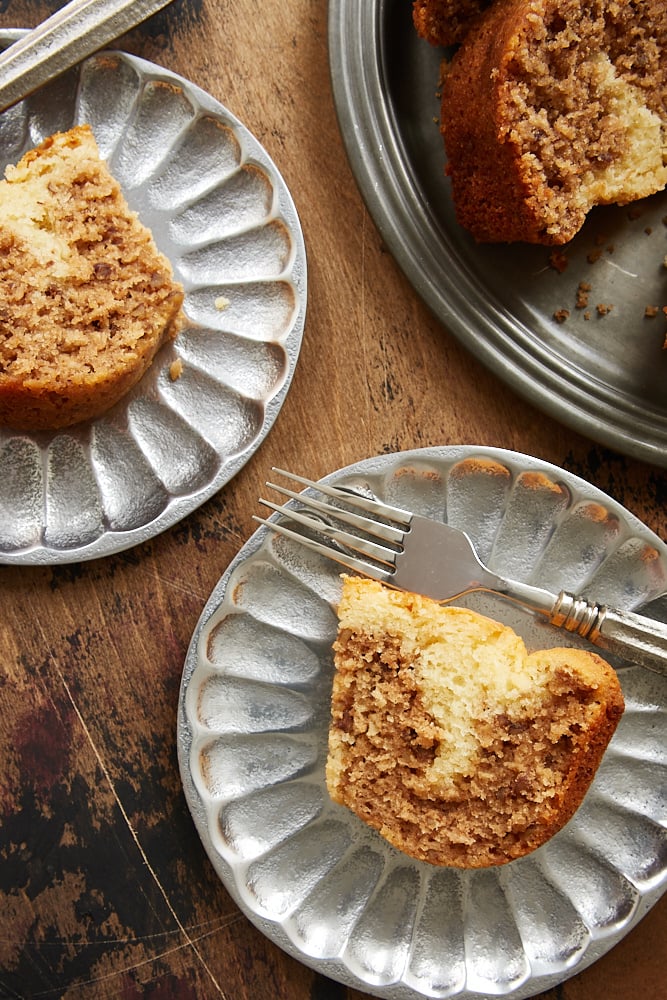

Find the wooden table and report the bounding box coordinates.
[0,2,665,998]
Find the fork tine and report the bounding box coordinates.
[264,480,405,545]
[257,498,398,567]
[252,514,393,584]
[270,468,413,527]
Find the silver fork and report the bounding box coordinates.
[254,469,667,677]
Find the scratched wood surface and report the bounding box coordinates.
[0,2,665,999]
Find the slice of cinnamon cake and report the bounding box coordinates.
[439,0,667,244]
[326,576,624,868]
[0,125,183,430]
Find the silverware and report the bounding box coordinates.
[255,469,667,677]
[0,0,175,114]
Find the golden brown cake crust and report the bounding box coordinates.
[439,0,667,244]
[326,578,625,868]
[412,0,492,47]
[0,125,184,430]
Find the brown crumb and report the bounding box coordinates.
[645,226,653,235]
[583,311,591,320]
[575,282,591,309]
[553,308,570,323]
[596,303,613,316]
[548,249,569,273]
[645,305,659,318]
[587,249,602,264]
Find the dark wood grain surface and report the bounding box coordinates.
[0,2,665,998]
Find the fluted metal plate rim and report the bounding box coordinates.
[0,30,306,565]
[177,445,667,1000]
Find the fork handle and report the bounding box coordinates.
[550,591,667,677]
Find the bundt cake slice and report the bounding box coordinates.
[0,125,183,430]
[439,0,667,244]
[326,577,624,868]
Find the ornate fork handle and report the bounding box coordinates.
[500,578,667,677]
[549,592,667,677]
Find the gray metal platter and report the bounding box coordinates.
[327,1,667,468]
[0,31,306,564]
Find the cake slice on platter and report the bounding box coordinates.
[0,124,183,430]
[326,576,624,868]
[436,0,667,244]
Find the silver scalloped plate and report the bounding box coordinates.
[327,2,667,468]
[0,30,306,564]
[178,446,667,1000]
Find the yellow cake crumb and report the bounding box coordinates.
[169,358,184,381]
